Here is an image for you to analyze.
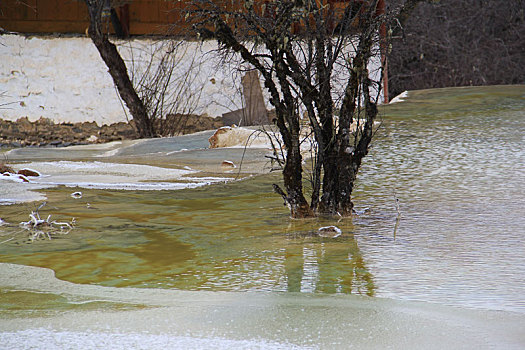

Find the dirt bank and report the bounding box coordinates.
[0,114,224,148]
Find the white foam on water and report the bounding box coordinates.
[12,160,225,190]
[0,177,52,205]
[22,161,186,177]
[95,148,122,157]
[0,173,28,183]
[0,160,232,204]
[55,181,213,191]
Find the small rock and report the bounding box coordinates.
[17,174,29,183]
[0,164,15,174]
[17,168,41,177]
[71,191,82,199]
[209,127,232,148]
[221,160,236,168]
[86,135,98,143]
[317,226,342,238]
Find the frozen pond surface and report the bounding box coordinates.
[1,85,525,348]
[1,263,523,349]
[1,129,272,203]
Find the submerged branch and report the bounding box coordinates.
[12,202,77,242]
[393,192,401,240]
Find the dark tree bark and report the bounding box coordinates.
[84,0,154,138]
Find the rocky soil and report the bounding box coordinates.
[0,114,224,148]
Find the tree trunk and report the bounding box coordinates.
[84,1,153,138]
[282,142,314,219]
[318,147,355,216]
[188,0,401,219]
[88,34,154,138]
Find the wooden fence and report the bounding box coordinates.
[0,0,184,35]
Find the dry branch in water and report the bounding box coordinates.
[0,202,76,243]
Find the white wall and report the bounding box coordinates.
[0,35,244,125]
[0,34,383,125]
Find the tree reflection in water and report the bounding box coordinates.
[284,235,375,296]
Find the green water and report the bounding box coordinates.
[0,177,374,295]
[1,85,524,313]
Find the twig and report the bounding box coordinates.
[272,183,288,207]
[0,237,14,245]
[393,191,401,240]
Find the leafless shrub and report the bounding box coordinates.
[126,40,207,136]
[388,0,525,96]
[186,0,421,217]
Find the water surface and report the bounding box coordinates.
[1,86,524,347]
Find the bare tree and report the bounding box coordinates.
[124,40,208,136]
[84,0,154,137]
[188,0,423,218]
[388,0,525,96]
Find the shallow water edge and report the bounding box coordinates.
[1,263,524,349]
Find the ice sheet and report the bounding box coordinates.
[1,263,524,349]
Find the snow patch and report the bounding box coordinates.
[389,91,409,104]
[3,161,229,192]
